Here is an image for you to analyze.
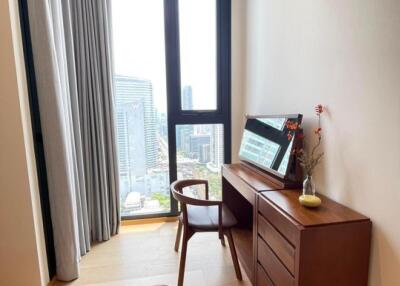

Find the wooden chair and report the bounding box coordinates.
[171,179,242,286]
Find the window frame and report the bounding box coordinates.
[110,0,231,220]
[163,0,232,218]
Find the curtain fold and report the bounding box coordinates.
[27,0,119,281]
[70,0,119,241]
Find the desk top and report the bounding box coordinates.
[260,190,370,227]
[222,163,283,192]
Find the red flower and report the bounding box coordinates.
[315,104,323,115]
[287,133,293,140]
[314,127,322,135]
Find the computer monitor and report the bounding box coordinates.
[239,114,303,179]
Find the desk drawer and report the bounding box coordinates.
[258,236,294,286]
[258,214,295,274]
[258,195,299,246]
[257,263,274,286]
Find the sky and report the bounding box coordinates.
[111,0,217,112]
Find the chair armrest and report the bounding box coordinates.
[171,179,210,200]
[174,191,222,207]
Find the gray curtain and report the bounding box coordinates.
[27,0,119,281]
[70,0,119,241]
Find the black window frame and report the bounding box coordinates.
[129,0,232,219]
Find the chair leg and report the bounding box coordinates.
[220,236,226,247]
[226,229,242,281]
[178,228,189,286]
[175,220,183,252]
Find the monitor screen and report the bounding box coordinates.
[239,114,303,178]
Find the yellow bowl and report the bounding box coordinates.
[299,195,322,208]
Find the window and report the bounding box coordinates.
[179,0,217,110]
[176,124,224,199]
[112,0,170,216]
[112,0,231,218]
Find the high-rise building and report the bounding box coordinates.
[199,144,211,163]
[178,127,193,154]
[177,86,194,152]
[157,112,168,140]
[114,75,157,176]
[125,101,146,176]
[189,134,211,160]
[211,125,224,167]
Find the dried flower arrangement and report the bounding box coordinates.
[286,104,324,177]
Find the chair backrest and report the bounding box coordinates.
[170,179,209,201]
[170,179,223,238]
[171,179,207,227]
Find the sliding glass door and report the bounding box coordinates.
[111,0,231,219]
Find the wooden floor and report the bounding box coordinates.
[54,222,251,286]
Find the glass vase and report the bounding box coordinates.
[303,175,316,196]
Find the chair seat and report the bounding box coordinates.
[180,204,237,230]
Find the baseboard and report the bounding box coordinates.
[121,216,178,226]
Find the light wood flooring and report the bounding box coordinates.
[53,222,251,286]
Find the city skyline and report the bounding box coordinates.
[114,74,224,216]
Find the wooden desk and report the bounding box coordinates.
[222,163,284,284]
[222,164,372,286]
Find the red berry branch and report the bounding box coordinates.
[286,105,325,176]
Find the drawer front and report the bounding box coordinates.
[258,195,299,246]
[258,236,294,286]
[257,263,274,286]
[258,214,295,274]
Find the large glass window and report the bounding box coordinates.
[176,124,224,199]
[179,0,217,110]
[112,0,170,216]
[111,0,231,218]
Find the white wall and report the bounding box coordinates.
[231,0,247,162]
[0,0,49,285]
[241,0,400,285]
